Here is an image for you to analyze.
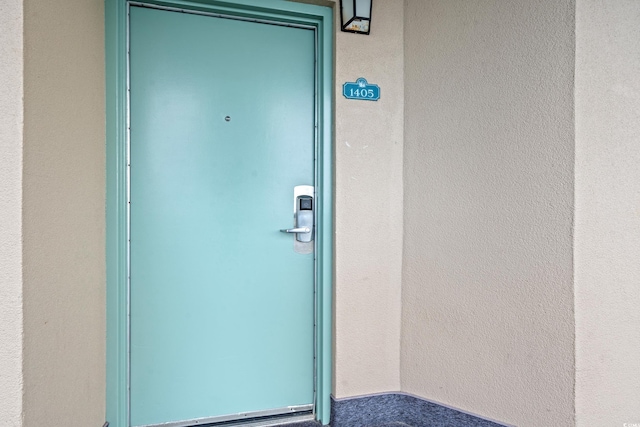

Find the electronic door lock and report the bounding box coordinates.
[293,195,313,243]
[280,186,314,248]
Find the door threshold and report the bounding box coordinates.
[213,413,316,427]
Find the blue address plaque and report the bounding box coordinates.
[343,78,380,101]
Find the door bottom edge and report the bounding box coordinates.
[134,405,314,427]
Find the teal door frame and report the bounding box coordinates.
[105,1,334,425]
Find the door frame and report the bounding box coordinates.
[105,1,334,425]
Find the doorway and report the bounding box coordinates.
[106,1,334,426]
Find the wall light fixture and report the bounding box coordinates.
[340,0,372,35]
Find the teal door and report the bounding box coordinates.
[129,6,316,426]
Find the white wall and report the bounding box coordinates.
[0,1,24,426]
[402,1,576,426]
[332,0,404,398]
[22,0,106,425]
[575,1,640,425]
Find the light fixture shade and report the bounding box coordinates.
[340,0,372,35]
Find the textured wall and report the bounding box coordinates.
[0,1,24,426]
[22,0,106,425]
[15,0,639,425]
[401,1,575,426]
[575,1,640,425]
[332,0,404,398]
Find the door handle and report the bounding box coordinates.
[282,185,314,245]
[280,227,311,234]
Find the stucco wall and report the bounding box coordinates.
[332,0,404,398]
[22,0,106,425]
[0,1,24,426]
[12,0,639,425]
[401,1,576,426]
[575,1,640,425]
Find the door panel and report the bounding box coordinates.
[129,7,315,426]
